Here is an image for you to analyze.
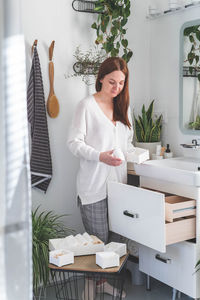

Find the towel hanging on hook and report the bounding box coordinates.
[27,43,53,192]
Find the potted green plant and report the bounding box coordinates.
[134,100,162,158]
[91,0,133,62]
[32,206,73,299]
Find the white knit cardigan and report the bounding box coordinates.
[67,95,136,205]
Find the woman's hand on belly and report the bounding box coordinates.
[99,150,122,166]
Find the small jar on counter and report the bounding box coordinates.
[164,144,173,158]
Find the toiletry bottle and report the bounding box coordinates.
[164,144,173,158]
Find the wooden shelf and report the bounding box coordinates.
[147,3,200,20]
[127,169,136,175]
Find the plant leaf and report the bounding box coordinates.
[91,22,97,29]
[121,18,128,27]
[196,31,200,41]
[144,123,151,142]
[146,100,154,122]
[134,115,144,142]
[141,105,149,136]
[121,39,128,48]
[189,35,195,43]
[150,124,161,142]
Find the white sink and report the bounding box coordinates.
[134,157,200,187]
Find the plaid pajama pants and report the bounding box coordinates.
[78,197,109,244]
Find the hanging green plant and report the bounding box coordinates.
[91,0,133,63]
[188,115,200,130]
[184,25,200,81]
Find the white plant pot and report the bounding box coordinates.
[135,142,161,160]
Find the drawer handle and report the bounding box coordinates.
[123,210,139,218]
[173,206,196,213]
[155,254,171,264]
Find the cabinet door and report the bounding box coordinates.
[139,242,197,298]
[108,181,166,252]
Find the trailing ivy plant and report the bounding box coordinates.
[184,25,200,81]
[91,0,133,63]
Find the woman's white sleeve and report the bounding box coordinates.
[67,102,100,161]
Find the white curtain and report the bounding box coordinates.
[0,1,6,298]
[0,0,32,299]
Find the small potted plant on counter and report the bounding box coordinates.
[134,100,162,159]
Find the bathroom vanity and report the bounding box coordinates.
[108,158,200,299]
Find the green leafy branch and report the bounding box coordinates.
[91,0,133,63]
[188,115,200,130]
[184,25,200,81]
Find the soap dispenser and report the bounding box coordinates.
[164,144,173,159]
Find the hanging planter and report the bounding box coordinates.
[66,46,107,85]
[72,0,104,13]
[183,66,200,77]
[73,61,100,75]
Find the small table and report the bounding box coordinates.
[49,253,129,300]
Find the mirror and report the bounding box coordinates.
[180,19,200,134]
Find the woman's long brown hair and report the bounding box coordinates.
[95,57,131,128]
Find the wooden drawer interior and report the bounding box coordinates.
[142,187,196,222]
[166,216,196,246]
[142,187,196,245]
[165,195,196,222]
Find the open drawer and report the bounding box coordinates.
[165,195,196,222]
[107,181,196,253]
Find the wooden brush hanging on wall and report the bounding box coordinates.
[47,41,60,118]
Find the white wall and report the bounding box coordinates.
[0,1,6,298]
[21,0,150,232]
[148,2,200,156]
[127,0,151,111]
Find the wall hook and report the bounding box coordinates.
[31,39,38,54]
[49,41,55,61]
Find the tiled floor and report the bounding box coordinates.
[45,269,192,300]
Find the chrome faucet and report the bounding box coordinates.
[180,139,200,149]
[192,139,198,146]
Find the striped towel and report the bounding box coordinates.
[27,46,52,192]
